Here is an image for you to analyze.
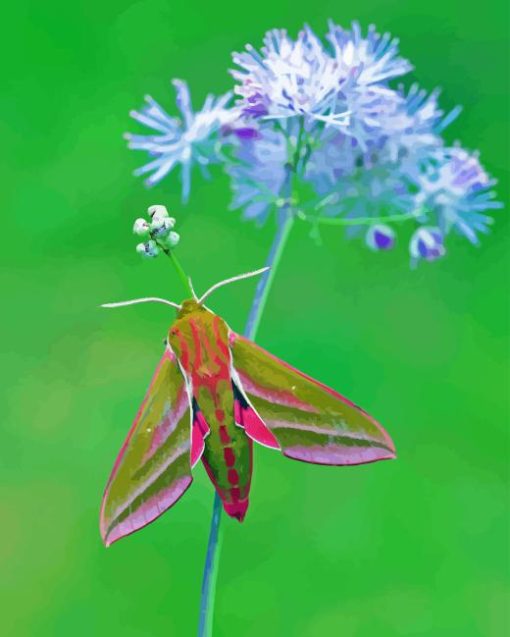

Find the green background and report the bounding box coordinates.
[1,1,508,635]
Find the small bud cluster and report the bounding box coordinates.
[133,205,180,259]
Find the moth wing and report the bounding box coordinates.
[100,349,193,546]
[230,333,396,465]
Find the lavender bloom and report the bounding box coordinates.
[326,21,412,86]
[366,224,396,251]
[305,135,415,225]
[380,84,462,162]
[226,127,288,224]
[126,20,501,263]
[411,146,502,244]
[231,21,412,142]
[410,227,445,263]
[324,22,415,148]
[126,80,233,201]
[231,26,350,126]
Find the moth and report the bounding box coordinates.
[100,268,396,546]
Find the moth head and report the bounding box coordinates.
[177,299,204,318]
[100,267,269,314]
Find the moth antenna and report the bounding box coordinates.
[101,297,181,310]
[198,267,270,304]
[188,277,199,301]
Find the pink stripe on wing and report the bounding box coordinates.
[105,350,174,489]
[230,333,395,455]
[146,387,189,460]
[105,442,190,528]
[104,476,193,546]
[236,370,320,414]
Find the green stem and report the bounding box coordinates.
[244,213,294,339]
[163,248,193,296]
[197,211,294,637]
[197,493,222,637]
[298,210,418,227]
[292,120,305,172]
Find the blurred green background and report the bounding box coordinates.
[1,1,508,635]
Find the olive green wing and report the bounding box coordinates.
[230,333,396,465]
[100,350,193,546]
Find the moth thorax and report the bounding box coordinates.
[177,299,203,318]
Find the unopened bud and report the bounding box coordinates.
[409,226,445,262]
[136,240,160,258]
[366,224,395,251]
[151,216,176,237]
[133,218,150,237]
[160,231,180,249]
[147,204,169,220]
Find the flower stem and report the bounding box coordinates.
[244,213,294,340]
[298,210,418,227]
[163,248,193,296]
[197,492,222,637]
[197,211,295,637]
[198,126,301,637]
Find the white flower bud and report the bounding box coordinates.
[150,216,175,237]
[164,231,180,248]
[147,204,169,220]
[136,240,160,258]
[133,218,150,237]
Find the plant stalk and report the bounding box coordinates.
[299,210,419,226]
[196,211,294,637]
[197,127,300,637]
[164,248,193,296]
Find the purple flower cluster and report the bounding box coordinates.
[126,21,501,264]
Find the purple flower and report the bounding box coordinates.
[231,25,350,126]
[409,226,446,263]
[125,20,502,263]
[379,84,461,163]
[366,224,396,251]
[223,126,261,141]
[411,146,502,244]
[326,21,412,85]
[231,21,413,138]
[226,128,288,223]
[126,80,234,201]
